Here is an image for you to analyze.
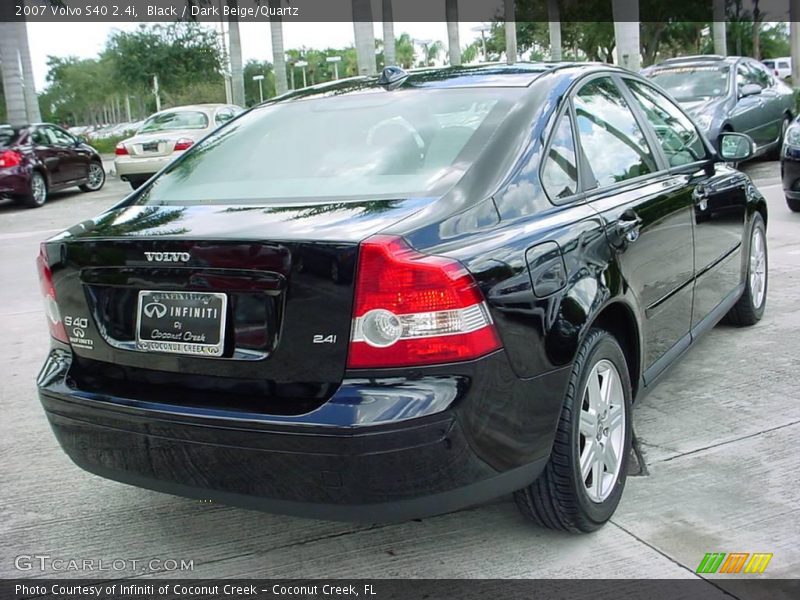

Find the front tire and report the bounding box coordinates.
[787,196,800,212]
[79,161,105,192]
[21,171,48,208]
[726,213,767,326]
[515,328,632,532]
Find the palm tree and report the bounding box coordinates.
[752,0,762,60]
[16,21,41,122]
[352,0,376,76]
[504,0,517,64]
[268,0,288,95]
[791,0,800,84]
[713,0,727,55]
[548,0,562,60]
[446,0,461,66]
[382,0,396,67]
[0,23,27,125]
[226,0,246,106]
[612,0,640,71]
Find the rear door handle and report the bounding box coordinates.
[614,210,642,243]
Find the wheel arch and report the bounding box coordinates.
[586,300,642,402]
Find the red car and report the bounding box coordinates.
[0,123,105,208]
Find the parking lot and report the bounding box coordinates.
[0,160,798,584]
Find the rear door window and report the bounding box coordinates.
[542,113,579,200]
[573,77,658,188]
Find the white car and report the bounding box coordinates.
[763,57,791,80]
[114,104,243,189]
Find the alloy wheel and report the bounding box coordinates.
[86,163,104,190]
[749,225,767,309]
[31,173,47,205]
[579,359,626,503]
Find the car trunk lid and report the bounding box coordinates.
[43,199,432,414]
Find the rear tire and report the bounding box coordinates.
[787,197,800,212]
[79,160,105,192]
[726,213,767,326]
[21,171,48,208]
[127,176,149,190]
[514,328,632,532]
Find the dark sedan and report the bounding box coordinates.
[645,55,794,157]
[36,64,767,532]
[0,123,105,208]
[781,117,800,212]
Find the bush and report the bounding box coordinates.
[85,133,133,155]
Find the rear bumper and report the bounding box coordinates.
[0,167,29,196]
[115,153,183,178]
[37,348,567,522]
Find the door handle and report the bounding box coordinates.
[693,185,709,211]
[614,210,642,243]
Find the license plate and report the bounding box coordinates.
[136,291,227,357]
[141,142,159,152]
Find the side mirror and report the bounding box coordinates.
[739,83,762,98]
[75,136,86,145]
[718,132,754,162]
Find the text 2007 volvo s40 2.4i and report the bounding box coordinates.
[37,64,768,532]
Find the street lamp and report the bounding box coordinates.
[296,60,308,88]
[471,25,489,62]
[252,74,265,103]
[326,55,342,80]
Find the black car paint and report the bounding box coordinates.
[0,124,102,197]
[37,64,766,521]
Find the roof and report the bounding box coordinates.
[267,61,604,105]
[653,55,748,69]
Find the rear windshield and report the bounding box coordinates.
[648,66,730,101]
[139,111,209,133]
[136,88,519,205]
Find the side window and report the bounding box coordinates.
[215,109,234,125]
[48,127,75,146]
[749,62,773,88]
[573,77,657,188]
[737,64,762,91]
[31,128,51,146]
[626,80,708,167]
[542,113,579,200]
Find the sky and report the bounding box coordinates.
[26,21,486,91]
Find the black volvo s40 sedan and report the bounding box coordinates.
[36,64,767,532]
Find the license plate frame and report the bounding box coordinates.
[135,290,227,357]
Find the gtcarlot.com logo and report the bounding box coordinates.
[696,552,773,574]
[14,554,194,573]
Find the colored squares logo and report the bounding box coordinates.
[696,553,773,574]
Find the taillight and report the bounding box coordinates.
[347,235,502,369]
[174,138,194,151]
[114,143,128,156]
[36,244,69,344]
[0,150,22,168]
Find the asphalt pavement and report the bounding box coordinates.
[0,161,798,584]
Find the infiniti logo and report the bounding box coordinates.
[145,251,191,263]
[143,301,167,319]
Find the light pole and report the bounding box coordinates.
[296,60,308,88]
[326,55,342,80]
[252,74,265,103]
[286,54,295,90]
[471,25,488,62]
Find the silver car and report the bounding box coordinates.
[115,104,242,189]
[645,55,795,159]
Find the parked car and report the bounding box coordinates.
[36,63,767,531]
[0,123,105,208]
[115,104,243,189]
[645,55,794,158]
[762,57,791,80]
[780,117,800,212]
